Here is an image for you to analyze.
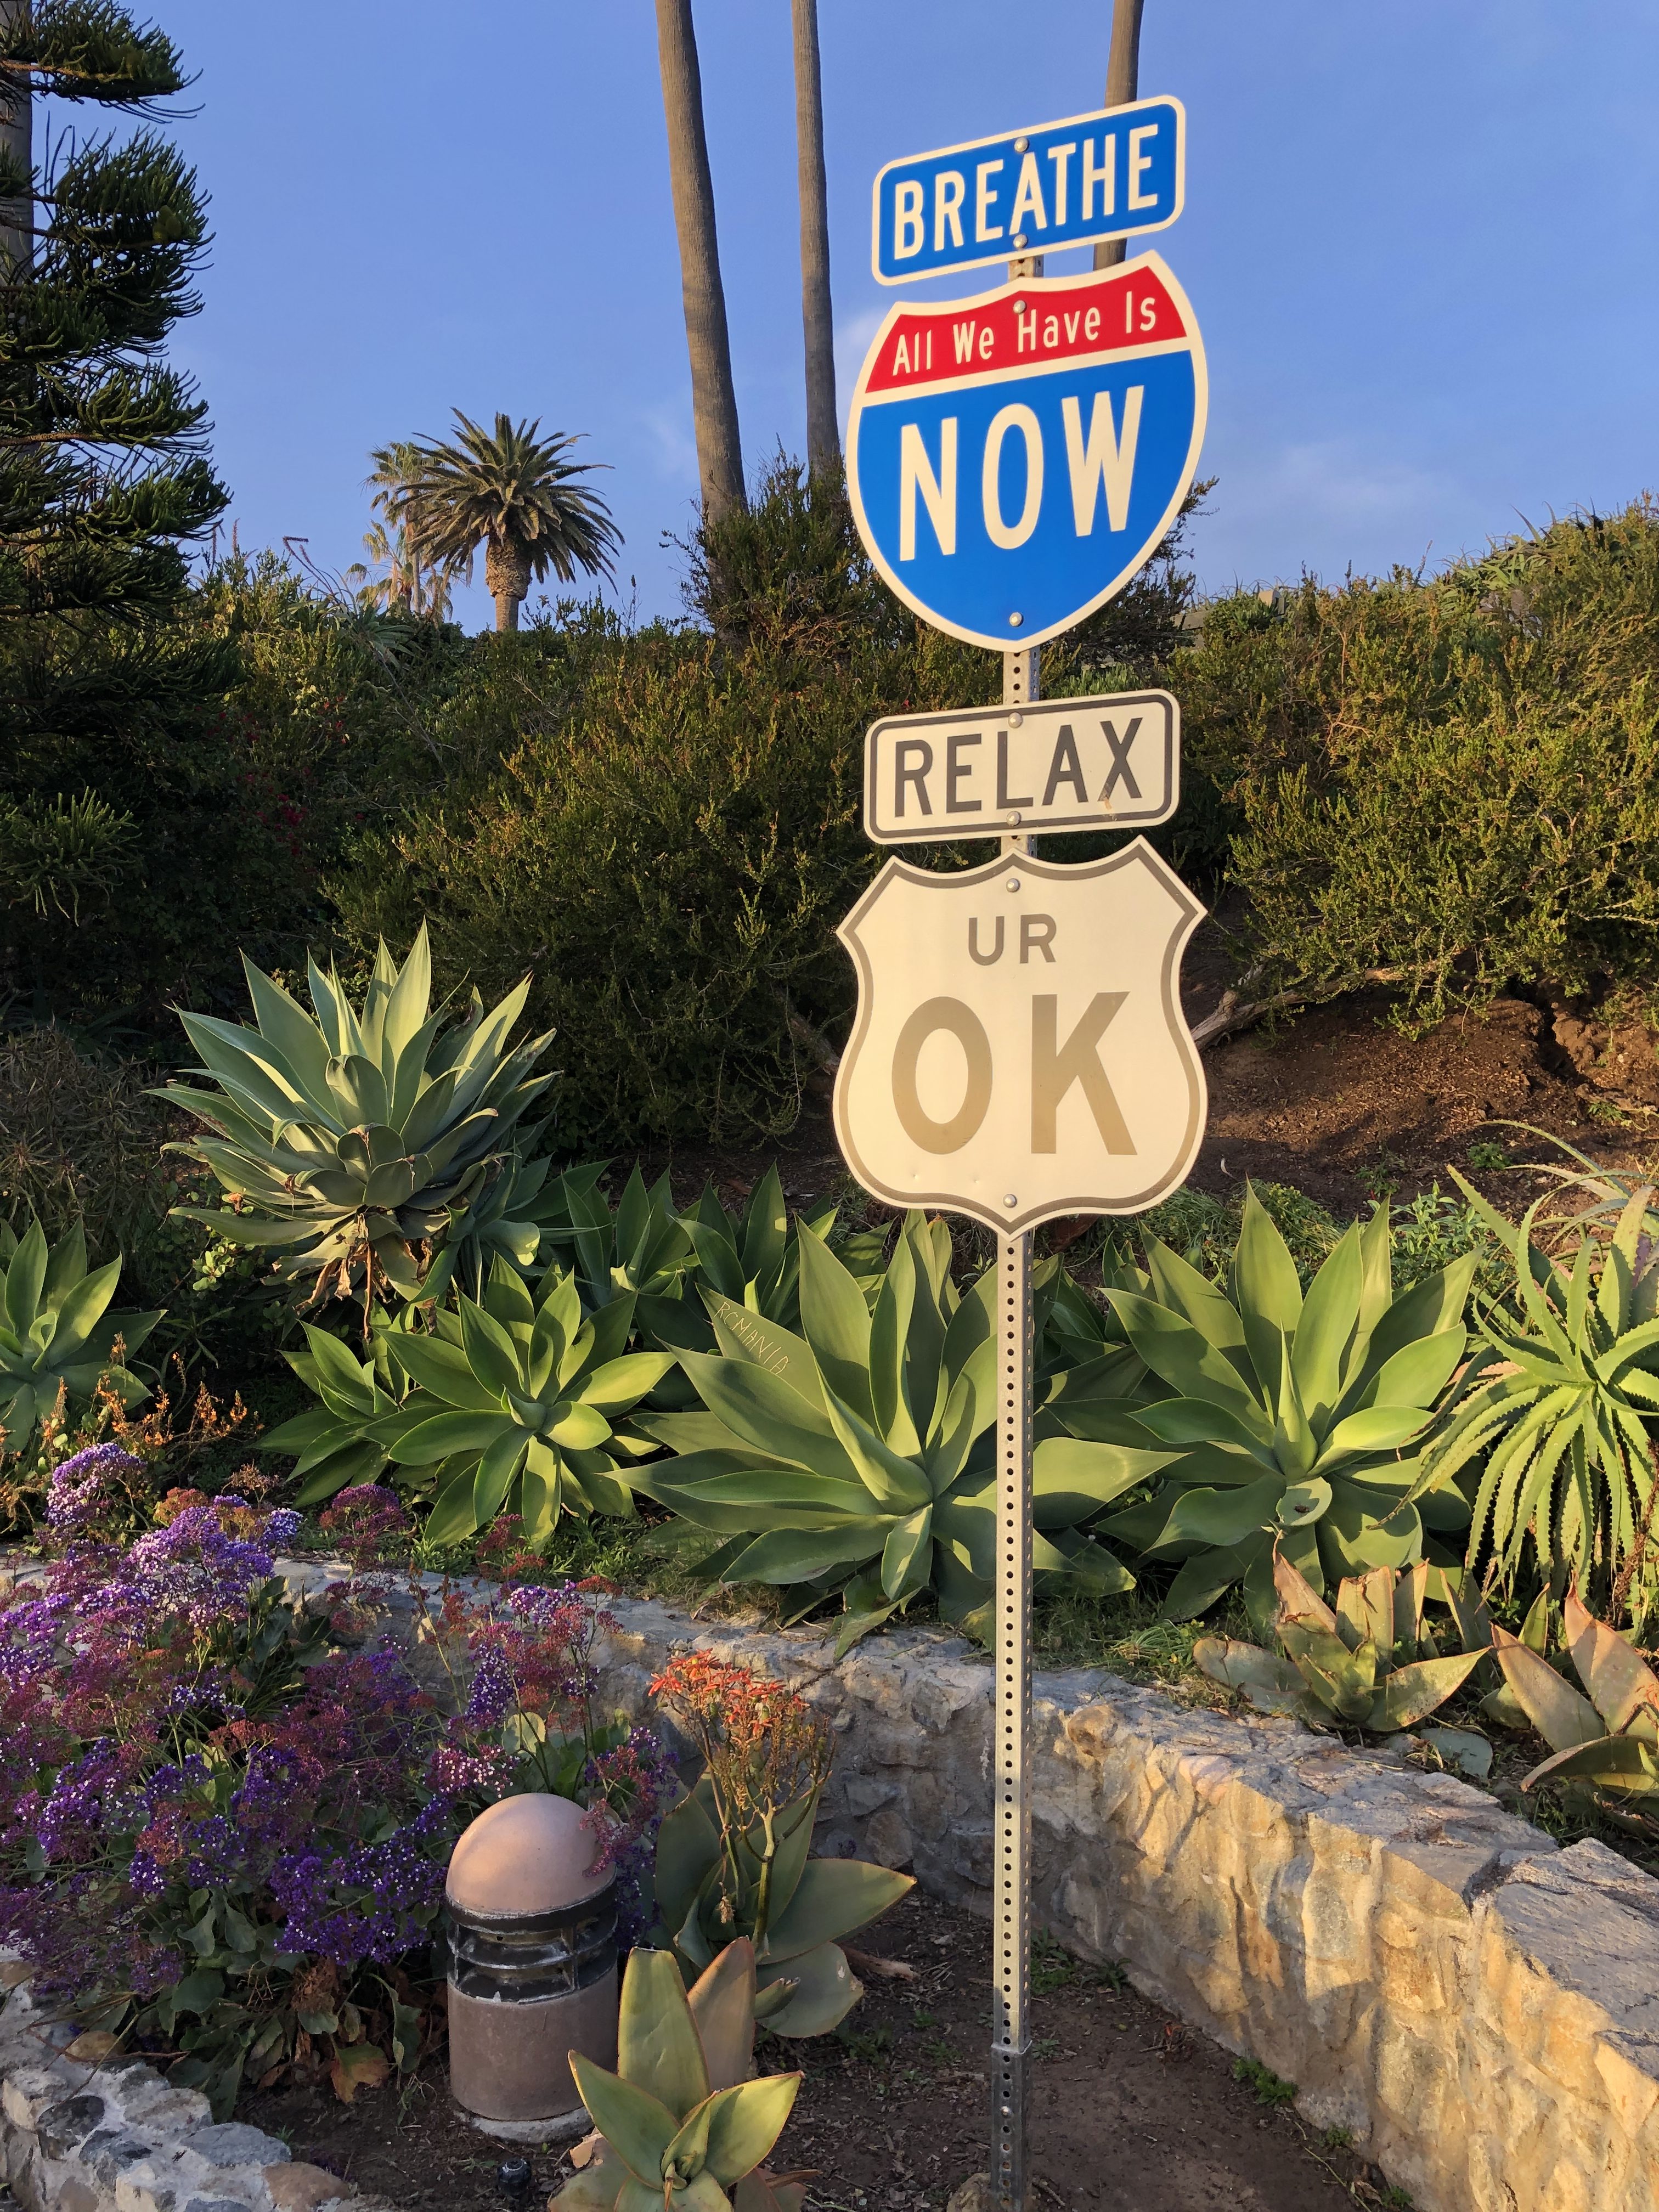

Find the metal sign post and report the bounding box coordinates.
[834,140,1209,2212]
[992,631,1036,2212]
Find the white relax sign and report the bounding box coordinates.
[833,842,1205,1232]
[863,689,1177,843]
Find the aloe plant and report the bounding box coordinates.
[159,926,555,1307]
[263,1260,671,1536]
[557,1942,807,2212]
[1196,1551,1487,1739]
[1492,1586,1659,1834]
[636,1214,1166,1650]
[1423,1178,1659,1611]
[1092,1187,1477,1634]
[0,1217,159,1448]
[652,1770,910,2036]
[535,1164,694,1312]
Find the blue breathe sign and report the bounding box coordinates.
[845,256,1207,652]
[871,97,1183,285]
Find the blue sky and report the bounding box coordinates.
[122,3,1659,629]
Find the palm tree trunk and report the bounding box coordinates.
[0,1,32,272]
[791,0,838,474]
[485,537,528,631]
[1093,0,1146,272]
[653,0,746,522]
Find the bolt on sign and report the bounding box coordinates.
[833,844,1204,1232]
[871,97,1184,284]
[845,258,1206,650]
[864,689,1177,842]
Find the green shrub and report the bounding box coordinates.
[1175,501,1659,1023]
[326,462,1197,1148]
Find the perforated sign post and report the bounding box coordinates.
[834,94,1209,2212]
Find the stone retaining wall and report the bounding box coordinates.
[0,1981,382,2212]
[7,1556,1659,2212]
[410,1570,1654,2212]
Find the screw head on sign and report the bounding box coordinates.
[1005,877,1020,891]
[1012,299,1024,313]
[1013,233,1028,249]
[1009,711,1023,727]
[1014,137,1028,153]
[1003,1194,1018,1208]
[1008,612,1024,628]
[1005,810,1022,826]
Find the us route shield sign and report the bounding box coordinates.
[846,255,1206,651]
[833,842,1206,1232]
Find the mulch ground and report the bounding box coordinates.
[242,1890,1393,2212]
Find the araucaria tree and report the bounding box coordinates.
[0,0,233,1008]
[398,411,620,633]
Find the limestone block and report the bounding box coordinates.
[5,2066,77,2132]
[864,1808,914,1869]
[263,2164,353,2212]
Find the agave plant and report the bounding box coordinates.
[534,1163,693,1314]
[263,1260,672,1537]
[158,927,555,1307]
[1423,1178,1659,1612]
[1492,1586,1659,1834]
[0,1217,159,1448]
[257,1321,408,1506]
[557,1943,807,2212]
[1092,1188,1477,1634]
[1196,1551,1488,1742]
[637,1214,1168,1650]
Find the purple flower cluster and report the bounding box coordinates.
[269,1801,452,1966]
[1,1511,678,2049]
[122,1497,278,1627]
[462,1645,515,1725]
[45,1445,145,1534]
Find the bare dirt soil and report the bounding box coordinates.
[242,1891,1384,2212]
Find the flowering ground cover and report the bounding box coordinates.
[0,1454,674,2118]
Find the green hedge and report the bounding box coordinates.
[1175,500,1659,1025]
[324,464,1194,1147]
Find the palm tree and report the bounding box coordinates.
[345,519,457,623]
[1094,0,1146,272]
[791,0,837,473]
[399,411,621,633]
[349,441,456,619]
[653,0,746,522]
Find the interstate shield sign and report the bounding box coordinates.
[833,842,1206,1233]
[845,255,1206,651]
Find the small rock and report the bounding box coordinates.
[55,2179,102,2212]
[189,2124,291,2170]
[81,2129,155,2186]
[865,1808,914,1869]
[264,2162,354,2212]
[945,2176,996,2212]
[37,2095,106,2159]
